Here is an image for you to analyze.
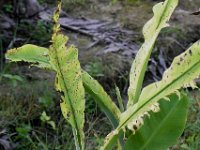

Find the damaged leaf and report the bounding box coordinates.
[127,0,179,107]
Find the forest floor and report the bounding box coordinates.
[0,0,200,149]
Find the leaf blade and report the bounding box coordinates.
[125,93,189,150]
[82,71,121,127]
[49,34,85,150]
[5,44,51,69]
[127,0,179,107]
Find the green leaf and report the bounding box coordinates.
[1,74,23,82]
[115,86,124,112]
[82,71,121,128]
[49,34,85,150]
[47,121,56,130]
[5,44,51,69]
[125,93,189,150]
[40,111,51,121]
[101,40,200,150]
[127,0,179,107]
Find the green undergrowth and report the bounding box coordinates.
[62,0,89,12]
[172,90,200,149]
[18,20,52,46]
[0,65,111,149]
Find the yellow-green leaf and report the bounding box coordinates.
[49,34,85,150]
[6,44,51,69]
[127,0,179,107]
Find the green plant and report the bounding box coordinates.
[84,61,104,77]
[3,4,13,13]
[18,20,52,45]
[38,84,55,108]
[0,73,24,87]
[33,21,52,43]
[63,0,88,11]
[15,124,49,150]
[0,39,4,71]
[40,111,56,130]
[38,0,46,5]
[15,124,34,148]
[16,124,32,139]
[5,0,200,149]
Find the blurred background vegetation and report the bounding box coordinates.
[0,0,200,149]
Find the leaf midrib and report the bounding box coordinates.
[52,44,83,149]
[121,58,200,129]
[155,0,171,30]
[11,57,49,64]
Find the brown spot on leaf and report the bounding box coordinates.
[133,125,138,130]
[66,112,70,118]
[58,91,64,97]
[189,49,192,56]
[184,53,187,57]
